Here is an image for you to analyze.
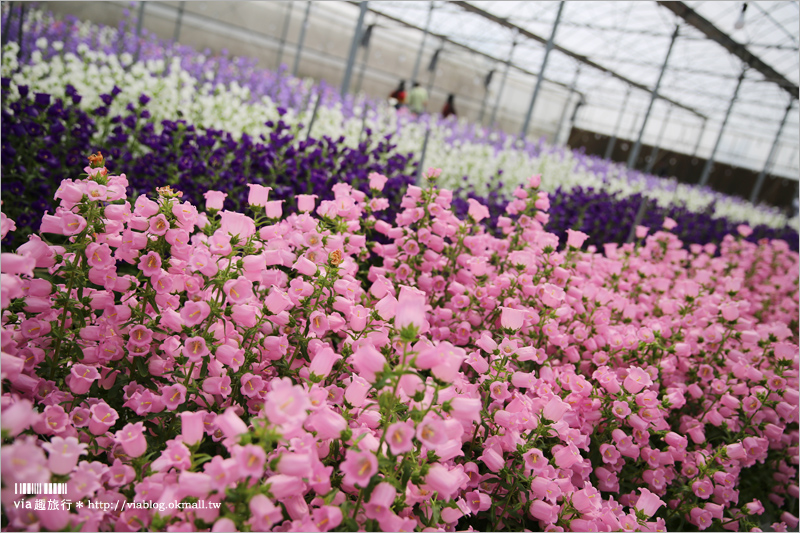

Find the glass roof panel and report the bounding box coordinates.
[369,1,799,179]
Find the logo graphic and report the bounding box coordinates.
[14,483,68,495]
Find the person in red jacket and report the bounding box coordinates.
[389,80,406,109]
[442,93,457,118]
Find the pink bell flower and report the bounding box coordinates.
[529,500,559,524]
[88,402,119,436]
[203,375,233,398]
[248,494,283,530]
[312,506,342,531]
[264,377,310,425]
[116,422,147,458]
[351,343,386,382]
[566,229,589,249]
[247,184,272,207]
[180,411,206,445]
[240,373,264,398]
[500,307,526,330]
[180,300,211,327]
[297,194,318,212]
[368,172,388,191]
[0,399,37,436]
[233,444,266,478]
[467,199,490,223]
[216,407,249,439]
[395,285,426,330]
[183,336,209,362]
[365,482,396,520]
[292,256,318,276]
[340,449,377,488]
[635,487,665,517]
[424,463,467,500]
[308,347,341,378]
[265,286,293,314]
[385,420,415,455]
[305,406,347,439]
[623,366,653,394]
[42,436,87,475]
[68,364,100,395]
[265,200,283,219]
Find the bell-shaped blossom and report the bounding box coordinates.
[340,449,377,488]
[365,482,396,520]
[500,307,526,330]
[351,343,386,382]
[204,190,227,210]
[68,364,100,395]
[42,436,87,475]
[88,402,119,435]
[395,285,426,330]
[264,377,310,425]
[116,422,147,458]
[385,420,415,455]
[309,347,341,378]
[180,411,206,446]
[247,184,272,207]
[623,366,653,394]
[216,407,249,439]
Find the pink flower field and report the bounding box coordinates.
[0,155,798,532]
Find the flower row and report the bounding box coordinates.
[1,154,798,531]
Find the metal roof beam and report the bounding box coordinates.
[657,1,799,100]
[355,2,582,96]
[450,1,707,119]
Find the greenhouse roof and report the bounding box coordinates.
[369,0,799,178]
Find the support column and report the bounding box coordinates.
[627,24,679,169]
[426,43,444,94]
[478,67,495,123]
[2,2,14,47]
[132,1,145,64]
[416,127,432,183]
[16,2,26,61]
[172,2,185,42]
[354,23,376,95]
[490,35,517,126]
[555,65,581,145]
[698,68,746,187]
[341,1,368,98]
[645,105,673,175]
[292,1,312,78]
[275,1,293,69]
[520,1,565,139]
[604,86,632,160]
[692,117,707,157]
[410,1,435,85]
[750,98,794,203]
[567,96,585,146]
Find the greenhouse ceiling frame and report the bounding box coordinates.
[657,1,799,100]
[352,1,584,97]
[450,0,708,120]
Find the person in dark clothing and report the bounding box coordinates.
[442,93,457,118]
[389,80,407,109]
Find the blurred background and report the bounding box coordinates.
[27,1,800,210]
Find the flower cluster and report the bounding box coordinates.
[1,156,797,531]
[3,82,796,257]
[1,83,416,249]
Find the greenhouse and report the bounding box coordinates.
[0,1,797,531]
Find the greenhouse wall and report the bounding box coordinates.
[41,0,574,142]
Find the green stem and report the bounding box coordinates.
[50,251,84,380]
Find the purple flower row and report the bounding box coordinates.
[0,82,416,249]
